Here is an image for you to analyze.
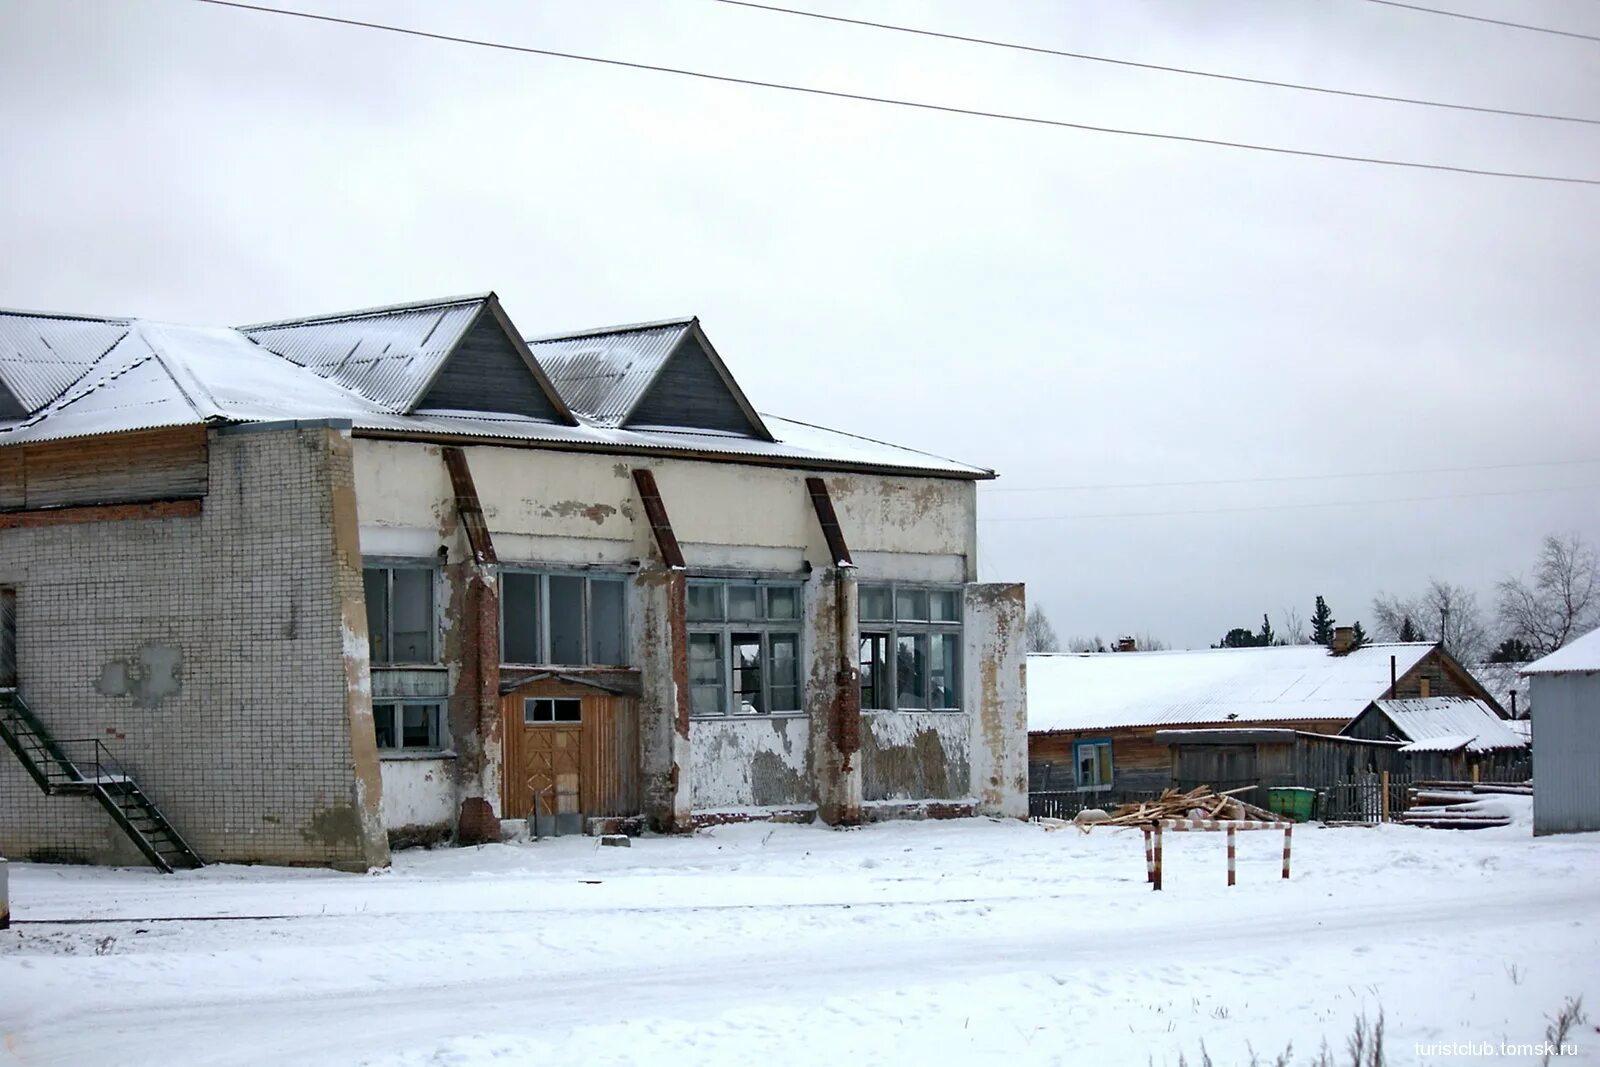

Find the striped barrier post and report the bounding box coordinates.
[1143,828,1154,884]
[1282,825,1293,880]
[1227,824,1236,887]
[1152,823,1163,892]
[1,857,8,930]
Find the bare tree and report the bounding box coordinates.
[1279,606,1309,645]
[1066,634,1107,653]
[1024,604,1060,653]
[1496,533,1600,656]
[1373,579,1489,663]
[1130,630,1169,651]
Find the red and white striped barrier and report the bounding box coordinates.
[1143,819,1295,891]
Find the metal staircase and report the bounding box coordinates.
[0,688,203,873]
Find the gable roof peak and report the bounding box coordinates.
[238,292,495,332]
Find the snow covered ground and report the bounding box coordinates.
[3,802,1597,1066]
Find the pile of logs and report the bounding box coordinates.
[1095,785,1282,827]
[1399,780,1528,830]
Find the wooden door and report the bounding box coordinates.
[525,723,583,836]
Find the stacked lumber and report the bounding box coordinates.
[1413,779,1532,797]
[1400,784,1515,829]
[1101,785,1280,827]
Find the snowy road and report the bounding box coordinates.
[4,812,1598,1065]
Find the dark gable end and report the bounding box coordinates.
[0,380,23,420]
[415,303,572,423]
[623,325,772,439]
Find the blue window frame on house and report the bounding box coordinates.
[1074,738,1113,791]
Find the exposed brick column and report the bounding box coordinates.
[454,568,502,844]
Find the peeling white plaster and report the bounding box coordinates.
[690,717,811,809]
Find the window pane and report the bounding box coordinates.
[930,589,961,623]
[1096,743,1113,787]
[896,633,928,709]
[390,569,434,662]
[931,632,961,709]
[402,703,436,748]
[523,698,546,724]
[728,584,762,621]
[859,585,892,621]
[768,633,800,711]
[689,633,724,715]
[860,633,890,710]
[373,703,396,749]
[548,575,585,665]
[502,572,541,664]
[732,633,763,713]
[363,569,389,664]
[589,579,627,665]
[686,583,723,622]
[896,588,928,622]
[552,699,582,723]
[766,586,800,620]
[1078,748,1097,787]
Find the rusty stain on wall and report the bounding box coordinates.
[543,500,619,524]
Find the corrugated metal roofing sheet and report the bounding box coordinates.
[0,311,130,412]
[1370,697,1527,752]
[1521,626,1600,675]
[242,297,485,412]
[530,320,691,427]
[1027,643,1438,733]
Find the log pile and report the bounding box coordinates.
[1100,785,1281,827]
[1399,781,1522,829]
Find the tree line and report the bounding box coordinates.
[1023,532,1597,664]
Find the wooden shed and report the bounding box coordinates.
[1156,728,1406,799]
[499,673,640,836]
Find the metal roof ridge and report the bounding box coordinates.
[0,306,133,325]
[525,316,697,343]
[135,322,224,421]
[238,292,496,331]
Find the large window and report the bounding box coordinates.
[373,700,446,752]
[687,580,802,717]
[859,583,961,711]
[364,565,437,664]
[501,571,628,667]
[1074,738,1113,791]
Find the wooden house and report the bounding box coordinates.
[1341,697,1528,782]
[1027,628,1501,802]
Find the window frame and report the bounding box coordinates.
[363,561,440,666]
[858,581,963,712]
[685,578,806,719]
[372,699,449,755]
[1073,737,1114,792]
[498,567,630,668]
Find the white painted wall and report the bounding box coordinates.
[690,716,813,810]
[378,759,458,832]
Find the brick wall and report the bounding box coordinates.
[0,425,389,870]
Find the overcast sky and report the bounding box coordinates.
[3,0,1597,649]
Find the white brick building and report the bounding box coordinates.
[0,294,1026,870]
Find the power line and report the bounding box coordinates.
[979,457,1600,494]
[1360,0,1600,42]
[978,481,1600,522]
[713,0,1600,126]
[187,0,1600,187]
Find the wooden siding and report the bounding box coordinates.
[499,677,640,820]
[418,311,565,421]
[624,334,760,436]
[0,426,208,512]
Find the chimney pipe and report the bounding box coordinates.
[1510,691,1518,718]
[1331,626,1355,656]
[1389,654,1397,698]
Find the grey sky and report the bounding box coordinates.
[2,0,1596,649]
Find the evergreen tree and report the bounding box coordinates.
[1310,595,1336,646]
[1398,616,1423,643]
[1488,636,1534,663]
[1215,627,1261,648]
[1257,613,1275,647]
[1350,621,1369,650]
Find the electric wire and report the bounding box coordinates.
[1360,0,1600,42]
[713,0,1600,126]
[187,0,1600,187]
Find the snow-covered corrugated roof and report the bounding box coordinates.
[1521,627,1600,676]
[0,310,130,414]
[0,302,991,479]
[1366,697,1527,752]
[241,295,488,413]
[1027,643,1436,733]
[530,320,692,427]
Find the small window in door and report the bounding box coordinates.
[524,697,582,724]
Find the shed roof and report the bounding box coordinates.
[1361,697,1527,752]
[1521,627,1600,676]
[0,299,990,479]
[1027,643,1436,733]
